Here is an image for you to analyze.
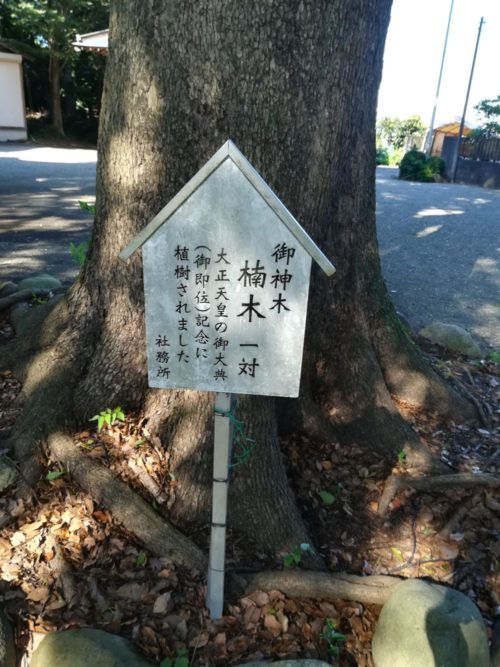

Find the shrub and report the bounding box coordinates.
[388,147,404,166]
[399,149,426,180]
[376,147,389,165]
[427,155,445,176]
[399,149,445,182]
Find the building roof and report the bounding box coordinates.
[434,122,471,136]
[72,29,109,52]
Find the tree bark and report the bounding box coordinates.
[2,0,477,564]
[49,52,64,135]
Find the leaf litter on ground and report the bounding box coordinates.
[0,325,498,666]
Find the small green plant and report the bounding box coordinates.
[78,200,96,215]
[283,543,315,568]
[397,450,407,467]
[320,618,346,657]
[31,292,47,306]
[90,406,125,432]
[318,483,343,506]
[69,241,89,267]
[135,550,147,567]
[160,647,189,667]
[46,469,68,481]
[486,351,500,364]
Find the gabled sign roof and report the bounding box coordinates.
[119,139,335,277]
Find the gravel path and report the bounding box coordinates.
[376,167,500,349]
[0,147,498,349]
[0,144,96,285]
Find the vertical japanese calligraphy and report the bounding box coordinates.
[142,155,312,397]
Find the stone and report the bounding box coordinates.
[0,609,15,667]
[418,322,482,358]
[30,629,155,667]
[9,302,31,336]
[16,273,62,292]
[491,617,500,666]
[0,283,17,299]
[372,579,490,667]
[0,460,17,495]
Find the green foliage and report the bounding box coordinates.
[387,146,404,166]
[320,618,347,657]
[399,149,444,183]
[318,484,343,506]
[78,200,96,214]
[160,648,189,667]
[486,351,500,364]
[46,469,68,481]
[0,0,109,138]
[135,551,147,567]
[283,543,314,569]
[31,292,48,306]
[90,406,125,432]
[474,96,500,137]
[376,147,389,165]
[427,156,445,176]
[377,115,426,150]
[69,241,89,267]
[399,149,427,180]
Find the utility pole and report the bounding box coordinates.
[424,0,454,155]
[451,17,485,182]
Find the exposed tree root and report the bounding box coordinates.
[0,288,66,314]
[378,472,500,515]
[235,570,401,606]
[47,431,207,571]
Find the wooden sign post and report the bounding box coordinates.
[119,140,335,618]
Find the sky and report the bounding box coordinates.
[377,0,500,129]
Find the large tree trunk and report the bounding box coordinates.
[49,52,64,135]
[2,0,476,563]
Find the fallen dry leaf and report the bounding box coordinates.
[26,587,51,603]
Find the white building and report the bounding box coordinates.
[0,48,27,141]
[73,30,109,53]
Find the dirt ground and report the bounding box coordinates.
[0,305,499,666]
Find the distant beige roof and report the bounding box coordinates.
[434,122,471,135]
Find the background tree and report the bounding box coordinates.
[377,114,426,149]
[473,95,500,137]
[1,0,476,569]
[0,0,109,137]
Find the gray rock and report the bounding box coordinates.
[491,616,500,666]
[372,579,489,667]
[0,460,17,495]
[0,283,17,299]
[16,273,62,292]
[30,629,155,667]
[0,609,15,667]
[9,302,31,335]
[418,321,482,357]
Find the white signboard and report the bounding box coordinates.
[142,158,312,397]
[120,140,335,620]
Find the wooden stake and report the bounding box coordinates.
[207,392,233,618]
